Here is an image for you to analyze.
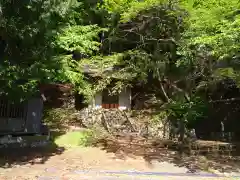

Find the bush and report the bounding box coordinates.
[167,96,208,127]
[43,108,79,129]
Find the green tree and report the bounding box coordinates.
[0,0,102,100]
[0,0,78,100]
[1,0,238,140]
[179,0,240,85]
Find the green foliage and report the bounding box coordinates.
[44,108,78,128]
[167,96,208,126]
[1,0,239,134]
[182,0,240,55]
[0,0,80,100]
[79,53,124,72]
[120,0,168,22]
[0,0,105,100]
[151,111,168,124]
[100,0,168,22]
[179,0,240,80]
[56,25,106,54]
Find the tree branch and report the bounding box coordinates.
[160,80,170,102]
[167,80,190,102]
[210,98,240,103]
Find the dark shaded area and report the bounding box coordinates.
[0,115,66,169]
[74,93,88,111]
[0,37,6,60]
[194,79,240,141]
[131,78,240,143]
[94,135,240,173]
[0,142,65,168]
[40,83,73,108]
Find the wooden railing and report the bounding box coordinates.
[0,100,26,119]
[102,104,119,109]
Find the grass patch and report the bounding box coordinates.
[54,130,94,148]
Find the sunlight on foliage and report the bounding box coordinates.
[56,25,106,55]
[54,130,94,148]
[2,0,240,138]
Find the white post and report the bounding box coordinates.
[119,87,131,110]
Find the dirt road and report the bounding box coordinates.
[0,147,237,180]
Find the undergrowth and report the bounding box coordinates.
[44,107,109,148]
[43,108,78,129]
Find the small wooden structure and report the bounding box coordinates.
[0,98,44,136]
[82,64,132,110]
[89,87,131,110]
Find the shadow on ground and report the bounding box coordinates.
[0,131,66,169]
[0,106,91,169]
[94,136,240,174]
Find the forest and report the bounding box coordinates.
[0,0,240,142]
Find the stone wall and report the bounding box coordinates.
[78,108,170,138]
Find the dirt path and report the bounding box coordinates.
[0,147,237,180]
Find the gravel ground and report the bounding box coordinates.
[0,147,238,180]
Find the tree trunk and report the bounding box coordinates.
[160,81,170,102]
[221,121,225,141]
[178,119,186,155]
[178,120,185,142]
